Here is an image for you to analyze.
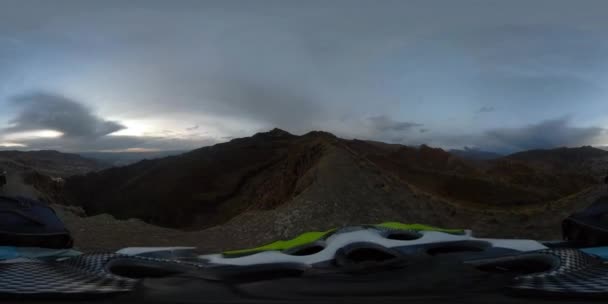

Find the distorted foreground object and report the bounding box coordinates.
[1,223,608,302]
[204,223,545,265]
[470,248,608,298]
[0,253,204,296]
[563,196,608,247]
[0,196,73,249]
[222,222,466,257]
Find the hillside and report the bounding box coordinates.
[79,150,186,167]
[63,129,331,228]
[0,150,104,202]
[449,148,503,160]
[53,186,608,253]
[60,129,608,241]
[0,150,103,177]
[346,141,603,208]
[504,146,608,176]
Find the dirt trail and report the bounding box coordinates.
[0,171,43,199]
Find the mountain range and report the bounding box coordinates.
[2,129,607,250]
[0,150,103,177]
[48,129,608,245]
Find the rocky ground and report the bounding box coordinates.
[3,135,607,254]
[52,185,606,254]
[49,145,608,253]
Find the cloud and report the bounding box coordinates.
[454,24,608,122]
[463,24,608,76]
[5,92,125,138]
[0,91,220,152]
[3,1,608,151]
[421,117,607,153]
[367,115,422,132]
[3,134,218,152]
[198,77,323,132]
[331,115,424,144]
[186,125,199,131]
[477,106,495,113]
[14,134,218,152]
[483,117,606,152]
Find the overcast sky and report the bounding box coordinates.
[2,0,608,153]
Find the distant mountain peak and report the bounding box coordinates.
[255,128,294,138]
[303,130,337,139]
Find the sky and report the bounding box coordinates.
[2,0,608,153]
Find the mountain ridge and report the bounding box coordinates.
[1,129,605,249]
[59,129,607,238]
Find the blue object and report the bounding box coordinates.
[0,247,18,260]
[0,195,73,248]
[0,246,81,261]
[580,247,608,260]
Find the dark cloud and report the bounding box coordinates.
[2,1,608,151]
[186,125,199,131]
[352,115,424,144]
[6,92,125,138]
[368,115,422,132]
[198,77,323,131]
[423,118,607,153]
[1,92,219,152]
[483,117,606,152]
[477,106,495,113]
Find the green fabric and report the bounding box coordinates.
[375,222,465,235]
[223,222,464,257]
[223,229,335,256]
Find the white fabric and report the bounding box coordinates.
[200,229,547,266]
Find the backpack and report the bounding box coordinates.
[0,196,73,249]
[562,197,608,247]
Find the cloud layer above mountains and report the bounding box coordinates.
[2,1,608,152]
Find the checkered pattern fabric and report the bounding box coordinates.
[511,248,608,296]
[0,253,206,295]
[0,253,136,295]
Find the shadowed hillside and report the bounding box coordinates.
[63,129,332,228]
[60,129,608,237]
[346,140,603,208]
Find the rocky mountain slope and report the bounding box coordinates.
[505,146,608,176]
[52,185,608,253]
[347,141,605,208]
[63,129,329,228]
[57,129,608,246]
